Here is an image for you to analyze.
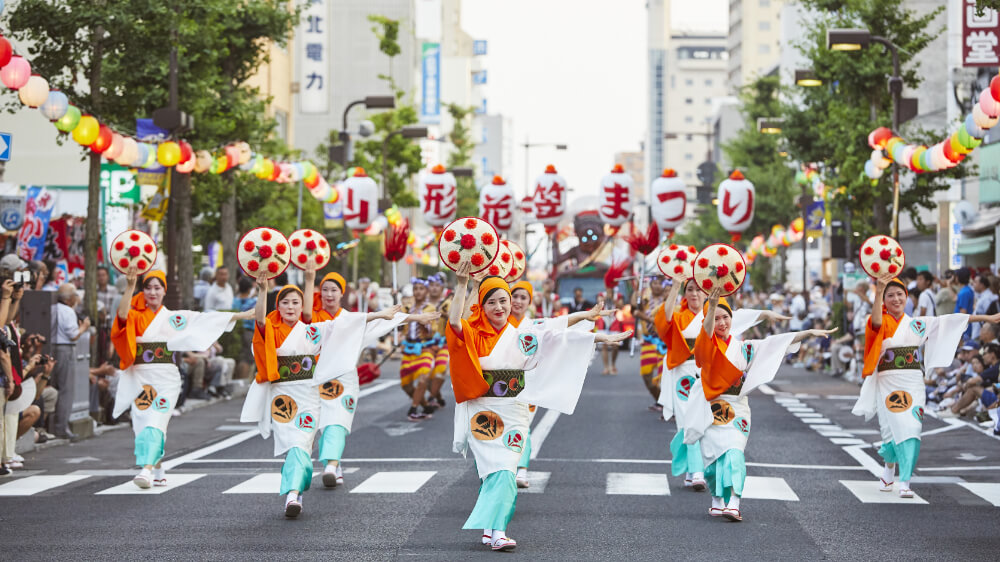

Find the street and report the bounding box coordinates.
[3,355,1000,561]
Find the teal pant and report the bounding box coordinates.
[704,449,746,503]
[669,429,705,477]
[517,431,532,469]
[319,424,349,463]
[878,438,921,482]
[280,447,313,495]
[463,470,518,531]
[134,427,165,467]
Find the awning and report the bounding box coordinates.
[957,234,994,255]
[962,207,1000,235]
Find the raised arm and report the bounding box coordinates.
[567,297,613,327]
[0,280,12,328]
[367,303,402,322]
[702,287,722,336]
[301,267,317,323]
[117,266,139,321]
[969,312,1000,324]
[254,278,268,329]
[870,278,888,330]
[448,262,473,336]
[791,327,838,344]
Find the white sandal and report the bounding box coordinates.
[899,487,914,498]
[133,470,152,489]
[879,477,894,492]
[491,536,517,551]
[284,496,303,518]
[481,534,492,546]
[721,507,743,522]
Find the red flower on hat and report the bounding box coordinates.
[716,264,730,278]
[501,253,510,263]
[303,230,312,238]
[888,264,897,274]
[448,251,461,264]
[261,230,272,241]
[662,255,671,263]
[895,248,902,257]
[717,247,729,256]
[481,232,495,246]
[244,240,255,252]
[248,260,259,272]
[669,244,678,251]
[515,252,524,260]
[136,260,147,270]
[864,246,874,255]
[130,233,140,241]
[673,265,684,274]
[268,262,279,273]
[688,246,697,254]
[471,253,484,266]
[257,245,273,259]
[115,241,124,251]
[698,258,709,268]
[275,243,287,255]
[305,240,317,251]
[724,282,735,292]
[319,239,327,249]
[878,237,888,246]
[128,246,140,257]
[871,263,881,273]
[315,255,323,264]
[291,238,301,247]
[677,250,687,260]
[464,218,478,229]
[702,279,713,290]
[443,230,456,242]
[879,249,891,261]
[489,265,500,275]
[297,255,307,264]
[735,262,744,273]
[143,244,154,254]
[118,258,129,268]
[460,234,476,249]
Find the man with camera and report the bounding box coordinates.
[50,283,90,441]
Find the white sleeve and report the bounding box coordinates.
[920,314,969,370]
[166,311,237,351]
[739,333,800,397]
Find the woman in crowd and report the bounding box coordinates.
[686,288,833,521]
[112,269,247,489]
[853,277,1000,498]
[447,264,629,551]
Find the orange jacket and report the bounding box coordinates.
[694,329,744,401]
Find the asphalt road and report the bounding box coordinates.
[3,354,1000,561]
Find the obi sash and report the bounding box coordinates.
[643,333,668,355]
[877,346,923,373]
[134,342,177,365]
[274,354,317,383]
[482,369,526,398]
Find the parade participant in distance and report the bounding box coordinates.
[853,277,1000,498]
[302,268,437,489]
[426,272,453,410]
[112,269,247,489]
[400,277,439,420]
[633,277,668,409]
[688,288,834,521]
[448,264,630,551]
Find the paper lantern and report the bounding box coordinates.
[870,149,891,169]
[39,89,68,121]
[142,144,159,168]
[234,141,252,165]
[115,137,138,167]
[478,174,516,232]
[0,35,11,68]
[157,141,181,167]
[90,124,113,153]
[531,164,567,231]
[598,163,634,227]
[131,143,150,168]
[416,164,457,227]
[0,55,30,90]
[178,140,193,164]
[973,104,999,130]
[864,159,883,179]
[868,126,893,149]
[716,170,755,241]
[72,115,100,146]
[650,167,686,235]
[224,145,239,168]
[53,104,81,133]
[980,89,1000,118]
[992,75,1000,102]
[965,114,986,140]
[17,74,48,107]
[104,133,124,160]
[341,167,378,231]
[519,194,534,220]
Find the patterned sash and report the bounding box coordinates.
[482,369,526,398]
[877,346,922,373]
[275,354,316,383]
[134,342,176,365]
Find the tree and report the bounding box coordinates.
[445,103,479,217]
[782,0,968,237]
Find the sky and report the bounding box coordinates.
[460,0,728,199]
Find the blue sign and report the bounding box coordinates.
[473,40,487,56]
[804,200,824,235]
[0,132,11,161]
[472,70,487,85]
[420,42,441,123]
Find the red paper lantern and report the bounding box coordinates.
[0,35,12,68]
[91,124,113,153]
[178,140,193,164]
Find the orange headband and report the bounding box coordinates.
[320,272,346,292]
[276,284,303,304]
[511,280,533,301]
[479,276,511,305]
[143,270,167,289]
[704,295,732,317]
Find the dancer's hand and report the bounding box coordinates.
[455,260,473,283]
[596,330,632,346]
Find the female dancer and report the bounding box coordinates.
[687,288,833,521]
[302,268,436,488]
[654,280,786,491]
[448,265,629,551]
[853,277,1000,497]
[112,269,247,488]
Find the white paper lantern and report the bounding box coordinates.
[418,164,457,227]
[115,137,139,167]
[478,175,516,232]
[341,167,378,231]
[973,103,1000,130]
[17,74,48,108]
[716,169,755,241]
[650,167,686,235]
[598,163,635,227]
[870,148,891,170]
[531,164,567,230]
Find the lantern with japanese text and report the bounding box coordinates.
[599,163,634,228]
[479,175,516,232]
[650,167,686,237]
[341,167,378,233]
[519,194,534,221]
[418,164,457,228]
[531,165,567,233]
[716,169,755,241]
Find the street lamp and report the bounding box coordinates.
[757,118,784,134]
[330,95,396,166]
[381,125,428,205]
[795,69,822,87]
[522,139,567,194]
[826,28,904,237]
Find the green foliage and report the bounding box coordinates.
[783,0,967,236]
[446,103,480,217]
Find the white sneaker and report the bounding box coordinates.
[6,460,23,469]
[284,495,303,518]
[12,454,24,462]
[491,536,517,551]
[133,469,152,489]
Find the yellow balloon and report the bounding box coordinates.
[157,141,182,167]
[71,115,100,146]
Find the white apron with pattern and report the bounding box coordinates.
[683,331,800,466]
[113,308,236,436]
[241,322,322,457]
[453,321,596,479]
[852,313,969,445]
[311,312,405,433]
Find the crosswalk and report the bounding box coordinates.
[1,469,998,506]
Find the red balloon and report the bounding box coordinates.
[942,138,960,163]
[0,35,11,68]
[992,75,1000,103]
[91,124,113,153]
[178,140,193,164]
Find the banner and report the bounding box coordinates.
[323,200,343,230]
[420,42,441,123]
[805,200,825,238]
[300,0,329,113]
[44,217,69,263]
[16,186,56,261]
[66,216,91,271]
[141,174,170,222]
[101,162,140,205]
[0,195,25,231]
[963,0,1000,67]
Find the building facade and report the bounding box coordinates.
[728,0,783,90]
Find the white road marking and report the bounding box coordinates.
[844,429,881,435]
[842,445,883,477]
[742,476,799,501]
[793,412,823,418]
[830,438,868,445]
[0,475,90,496]
[920,465,1000,471]
[757,384,776,395]
[96,473,206,495]
[518,471,551,494]
[215,425,256,432]
[958,483,1000,506]
[223,473,285,494]
[162,430,259,470]
[350,471,436,493]
[839,480,928,504]
[528,409,561,461]
[605,472,670,495]
[69,469,138,476]
[920,418,965,437]
[803,418,833,425]
[785,407,815,413]
[359,380,398,398]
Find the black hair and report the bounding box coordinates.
[957,268,971,285]
[237,276,253,293]
[274,272,289,286]
[985,344,1000,361]
[901,267,917,280]
[276,285,303,304]
[884,278,907,296]
[917,271,934,283]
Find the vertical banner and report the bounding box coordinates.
[65,216,92,272]
[16,186,56,261]
[963,0,1000,67]
[804,200,825,238]
[300,0,329,113]
[420,42,441,124]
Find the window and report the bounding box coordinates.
[685,78,694,86]
[684,116,694,123]
[684,153,694,160]
[705,78,713,87]
[758,44,771,54]
[759,0,770,6]
[705,97,712,104]
[759,21,771,31]
[684,97,693,104]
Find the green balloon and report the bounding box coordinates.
[53,105,81,133]
[958,127,974,148]
[918,150,930,171]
